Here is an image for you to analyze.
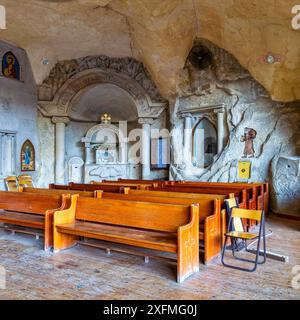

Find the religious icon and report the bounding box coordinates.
[21,140,35,171]
[2,51,20,80]
[240,127,257,158]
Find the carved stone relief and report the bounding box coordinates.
[38,56,168,119]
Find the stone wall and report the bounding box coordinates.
[0,40,38,189]
[170,39,300,215]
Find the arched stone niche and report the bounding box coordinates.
[82,123,127,165]
[38,56,167,119]
[38,56,168,183]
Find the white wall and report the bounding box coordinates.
[0,40,38,189]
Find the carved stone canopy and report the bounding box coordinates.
[38,55,168,119]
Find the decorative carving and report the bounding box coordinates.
[38,56,167,119]
[51,116,70,125]
[38,55,165,103]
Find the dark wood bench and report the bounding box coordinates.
[0,191,69,250]
[20,187,100,198]
[53,195,199,283]
[90,181,154,190]
[49,183,125,193]
[100,191,223,264]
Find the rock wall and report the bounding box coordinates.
[170,39,300,215]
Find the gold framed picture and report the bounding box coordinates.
[21,139,35,171]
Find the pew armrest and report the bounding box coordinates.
[44,194,71,251]
[177,204,199,283]
[53,195,78,252]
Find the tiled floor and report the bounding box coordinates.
[0,215,299,300]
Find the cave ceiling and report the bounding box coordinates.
[0,0,299,102]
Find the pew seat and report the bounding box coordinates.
[56,222,178,252]
[0,211,44,229]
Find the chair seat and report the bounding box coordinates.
[56,221,178,253]
[225,231,258,240]
[0,210,44,229]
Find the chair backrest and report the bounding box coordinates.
[75,197,194,233]
[18,174,34,188]
[4,176,18,191]
[231,208,263,222]
[225,197,244,232]
[0,191,63,214]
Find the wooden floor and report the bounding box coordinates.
[0,215,299,300]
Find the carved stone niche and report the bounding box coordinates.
[38,55,168,120]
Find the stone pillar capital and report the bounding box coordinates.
[213,106,225,114]
[52,116,70,125]
[138,118,154,125]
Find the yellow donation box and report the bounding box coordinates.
[238,161,251,179]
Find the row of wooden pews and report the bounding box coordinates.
[0,179,269,282]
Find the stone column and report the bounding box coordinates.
[52,117,69,184]
[139,118,154,180]
[183,114,193,165]
[215,108,225,153]
[85,143,93,164]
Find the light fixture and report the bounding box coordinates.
[263,52,282,64]
[41,58,49,65]
[100,113,111,124]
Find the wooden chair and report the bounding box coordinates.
[221,208,266,272]
[53,195,200,283]
[4,176,18,191]
[18,174,34,188]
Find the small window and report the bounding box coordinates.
[0,131,17,177]
[192,118,217,168]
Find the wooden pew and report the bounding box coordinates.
[0,191,69,250]
[53,195,199,283]
[90,181,154,190]
[20,187,100,198]
[49,183,125,193]
[150,185,248,209]
[100,191,223,264]
[172,181,268,212]
[125,189,228,249]
[117,179,269,214]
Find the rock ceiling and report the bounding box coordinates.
[0,0,299,102]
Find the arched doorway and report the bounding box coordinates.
[192,118,217,168]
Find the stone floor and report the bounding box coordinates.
[0,215,299,300]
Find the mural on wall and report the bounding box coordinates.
[240,128,257,158]
[21,140,35,171]
[2,51,20,80]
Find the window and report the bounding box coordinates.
[192,118,217,168]
[0,131,17,177]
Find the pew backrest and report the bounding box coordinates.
[101,192,219,223]
[0,191,65,215]
[21,187,97,198]
[75,196,194,233]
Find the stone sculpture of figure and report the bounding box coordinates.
[240,127,257,158]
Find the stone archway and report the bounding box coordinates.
[38,55,167,119]
[38,55,168,183]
